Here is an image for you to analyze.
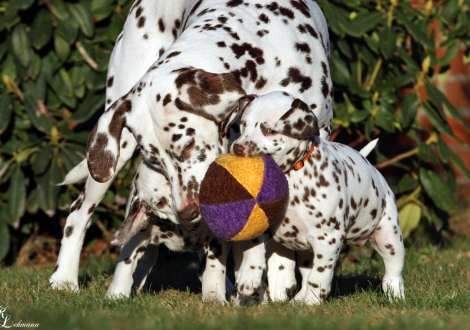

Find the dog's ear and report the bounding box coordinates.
[273,98,319,139]
[238,94,257,114]
[174,69,246,132]
[86,98,132,183]
[110,198,150,246]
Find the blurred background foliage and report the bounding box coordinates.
[0,0,469,264]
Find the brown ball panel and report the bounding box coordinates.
[200,162,254,205]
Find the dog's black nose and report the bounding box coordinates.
[177,202,200,221]
[233,144,245,156]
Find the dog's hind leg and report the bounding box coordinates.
[369,200,405,300]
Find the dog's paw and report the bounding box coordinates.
[236,263,264,297]
[267,270,297,302]
[49,274,79,292]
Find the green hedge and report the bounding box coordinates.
[1,0,469,262]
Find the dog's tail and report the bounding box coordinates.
[58,159,89,185]
[359,138,378,157]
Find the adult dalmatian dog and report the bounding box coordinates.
[51,0,333,302]
[231,91,405,304]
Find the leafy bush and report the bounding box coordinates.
[0,0,469,263]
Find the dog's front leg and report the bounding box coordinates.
[266,240,297,302]
[232,236,267,303]
[293,250,314,302]
[303,236,342,305]
[50,129,137,291]
[199,237,229,303]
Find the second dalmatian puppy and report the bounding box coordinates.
[232,91,405,304]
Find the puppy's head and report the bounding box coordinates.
[111,161,177,246]
[231,91,319,171]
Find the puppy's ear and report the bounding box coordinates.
[110,198,150,246]
[273,98,319,139]
[87,97,133,183]
[238,94,257,114]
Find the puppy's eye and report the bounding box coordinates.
[266,128,277,135]
[179,139,195,162]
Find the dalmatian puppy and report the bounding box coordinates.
[231,91,405,304]
[85,0,333,300]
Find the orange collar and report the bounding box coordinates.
[292,141,316,171]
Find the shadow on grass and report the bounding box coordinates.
[330,274,382,299]
[77,244,383,300]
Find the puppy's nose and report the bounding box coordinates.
[233,144,245,156]
[177,202,200,221]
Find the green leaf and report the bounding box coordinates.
[32,145,53,175]
[0,220,10,261]
[48,0,70,20]
[425,81,470,133]
[399,202,422,239]
[11,24,31,68]
[400,92,419,129]
[54,32,71,62]
[396,11,435,50]
[24,95,53,133]
[397,174,419,193]
[68,3,95,38]
[344,11,383,37]
[350,109,369,123]
[56,18,79,44]
[91,0,115,22]
[330,51,351,85]
[441,0,460,23]
[61,148,84,173]
[30,9,53,50]
[14,0,34,10]
[48,69,77,108]
[374,103,395,132]
[438,41,460,67]
[438,137,470,180]
[418,143,439,164]
[0,93,13,135]
[26,188,39,214]
[9,168,27,224]
[422,101,454,137]
[3,2,20,30]
[378,27,397,58]
[37,161,62,217]
[420,168,458,212]
[70,89,106,123]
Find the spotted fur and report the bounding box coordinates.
[232,92,405,304]
[52,0,333,303]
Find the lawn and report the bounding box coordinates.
[1,214,469,330]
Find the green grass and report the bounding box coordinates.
[1,239,469,330]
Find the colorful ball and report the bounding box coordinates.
[200,154,289,241]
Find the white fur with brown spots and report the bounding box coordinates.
[232,91,405,304]
[52,0,333,302]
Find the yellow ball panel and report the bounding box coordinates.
[214,154,264,198]
[231,203,269,241]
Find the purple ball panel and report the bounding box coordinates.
[257,155,289,204]
[200,199,256,241]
